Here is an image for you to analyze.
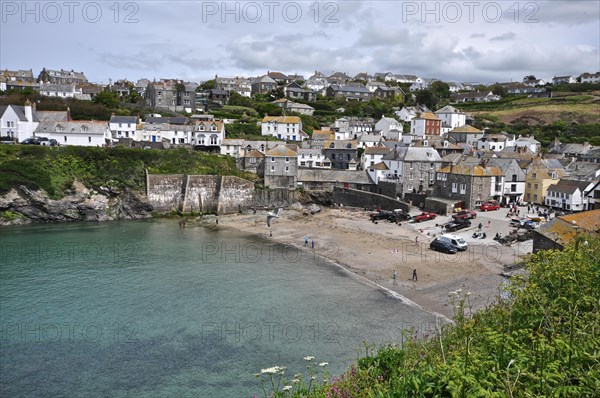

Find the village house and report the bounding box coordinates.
[434,105,466,129]
[381,146,442,197]
[35,120,112,147]
[552,75,577,85]
[545,179,596,212]
[477,132,516,152]
[0,101,39,142]
[366,81,388,92]
[579,72,600,84]
[447,125,485,146]
[192,120,226,150]
[533,209,600,252]
[326,85,372,101]
[323,140,359,170]
[261,116,306,141]
[410,112,441,136]
[362,146,391,169]
[433,162,505,210]
[451,91,501,103]
[251,75,278,95]
[524,158,568,205]
[327,72,351,85]
[373,86,401,100]
[412,137,464,158]
[394,74,418,84]
[215,75,253,97]
[264,144,298,189]
[409,77,437,91]
[375,115,402,138]
[366,162,390,185]
[395,105,430,122]
[39,82,80,98]
[220,138,246,158]
[240,149,265,175]
[273,99,315,115]
[140,124,195,145]
[333,117,374,140]
[353,72,373,81]
[514,135,541,154]
[298,148,330,169]
[357,133,386,148]
[309,130,335,149]
[109,115,139,140]
[1,69,38,91]
[547,139,595,159]
[37,68,87,85]
[209,89,230,105]
[283,82,317,102]
[305,71,329,92]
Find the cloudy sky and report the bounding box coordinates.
[1,0,599,84]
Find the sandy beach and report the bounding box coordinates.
[206,207,530,320]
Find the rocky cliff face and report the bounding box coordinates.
[0,181,154,226]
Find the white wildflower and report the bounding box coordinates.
[319,362,329,367]
[260,366,284,374]
[303,356,315,361]
[283,385,292,391]
[466,292,472,296]
[292,378,300,384]
[311,376,316,380]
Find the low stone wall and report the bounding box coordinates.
[332,187,410,212]
[219,176,255,213]
[146,174,184,212]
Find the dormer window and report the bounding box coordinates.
[329,142,335,148]
[551,171,557,179]
[199,124,205,131]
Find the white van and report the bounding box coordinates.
[438,234,468,251]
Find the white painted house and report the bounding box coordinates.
[35,121,111,146]
[434,105,466,129]
[375,115,402,139]
[109,115,139,140]
[0,101,39,142]
[514,135,541,154]
[297,148,330,168]
[261,116,306,141]
[545,179,596,212]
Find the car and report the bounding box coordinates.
[437,234,468,251]
[430,238,458,254]
[370,209,411,223]
[0,137,16,144]
[20,137,42,145]
[443,219,472,232]
[40,138,58,146]
[452,210,477,221]
[479,201,500,211]
[413,212,437,222]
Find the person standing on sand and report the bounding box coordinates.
[412,269,418,281]
[304,236,309,247]
[415,236,419,245]
[311,240,315,249]
[478,222,483,231]
[392,270,397,285]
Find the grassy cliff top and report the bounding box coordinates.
[0,145,256,199]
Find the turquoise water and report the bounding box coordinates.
[0,220,439,397]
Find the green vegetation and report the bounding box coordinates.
[260,236,600,397]
[0,145,256,199]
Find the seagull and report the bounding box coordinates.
[266,207,282,228]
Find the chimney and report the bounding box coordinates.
[24,99,33,122]
[66,106,72,121]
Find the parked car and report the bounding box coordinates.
[413,212,437,222]
[370,209,411,223]
[452,209,477,220]
[430,238,458,254]
[443,219,472,232]
[437,234,468,251]
[0,137,16,144]
[40,138,59,146]
[20,137,42,145]
[479,201,500,211]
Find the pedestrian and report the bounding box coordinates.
[216,218,219,225]
[527,204,531,213]
[392,270,397,285]
[412,269,418,281]
[487,220,491,227]
[415,236,419,245]
[478,222,483,231]
[311,240,315,249]
[304,236,309,247]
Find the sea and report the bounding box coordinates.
[0,220,441,397]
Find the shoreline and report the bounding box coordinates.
[198,207,519,319]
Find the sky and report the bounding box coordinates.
[1,0,599,85]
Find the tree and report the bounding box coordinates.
[200,80,215,90]
[415,89,436,109]
[430,81,450,101]
[92,91,119,108]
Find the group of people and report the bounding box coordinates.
[304,236,316,249]
[392,268,417,285]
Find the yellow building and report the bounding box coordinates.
[524,159,567,205]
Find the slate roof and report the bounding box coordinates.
[244,149,265,158]
[547,179,595,194]
[0,104,40,122]
[110,115,137,124]
[324,140,358,150]
[297,169,372,184]
[35,121,109,135]
[36,110,69,122]
[145,116,188,125]
[265,144,298,157]
[435,105,464,114]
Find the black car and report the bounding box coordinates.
[20,137,42,145]
[443,219,471,232]
[430,238,458,254]
[370,209,411,223]
[40,138,59,146]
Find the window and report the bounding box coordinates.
[409,163,413,169]
[528,183,531,188]
[300,161,306,166]
[409,173,413,180]
[250,157,256,164]
[64,136,67,142]
[452,182,457,193]
[460,184,466,194]
[285,166,289,172]
[331,154,336,160]
[534,184,538,189]
[285,157,290,163]
[532,173,537,179]
[270,165,275,172]
[430,163,434,169]
[511,184,517,192]
[271,157,275,162]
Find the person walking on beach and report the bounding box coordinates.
[412,269,418,281]
[304,236,309,247]
[415,236,419,245]
[311,240,315,249]
[392,270,397,285]
[478,222,483,231]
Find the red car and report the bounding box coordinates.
[479,201,500,211]
[413,212,438,222]
[452,210,477,220]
